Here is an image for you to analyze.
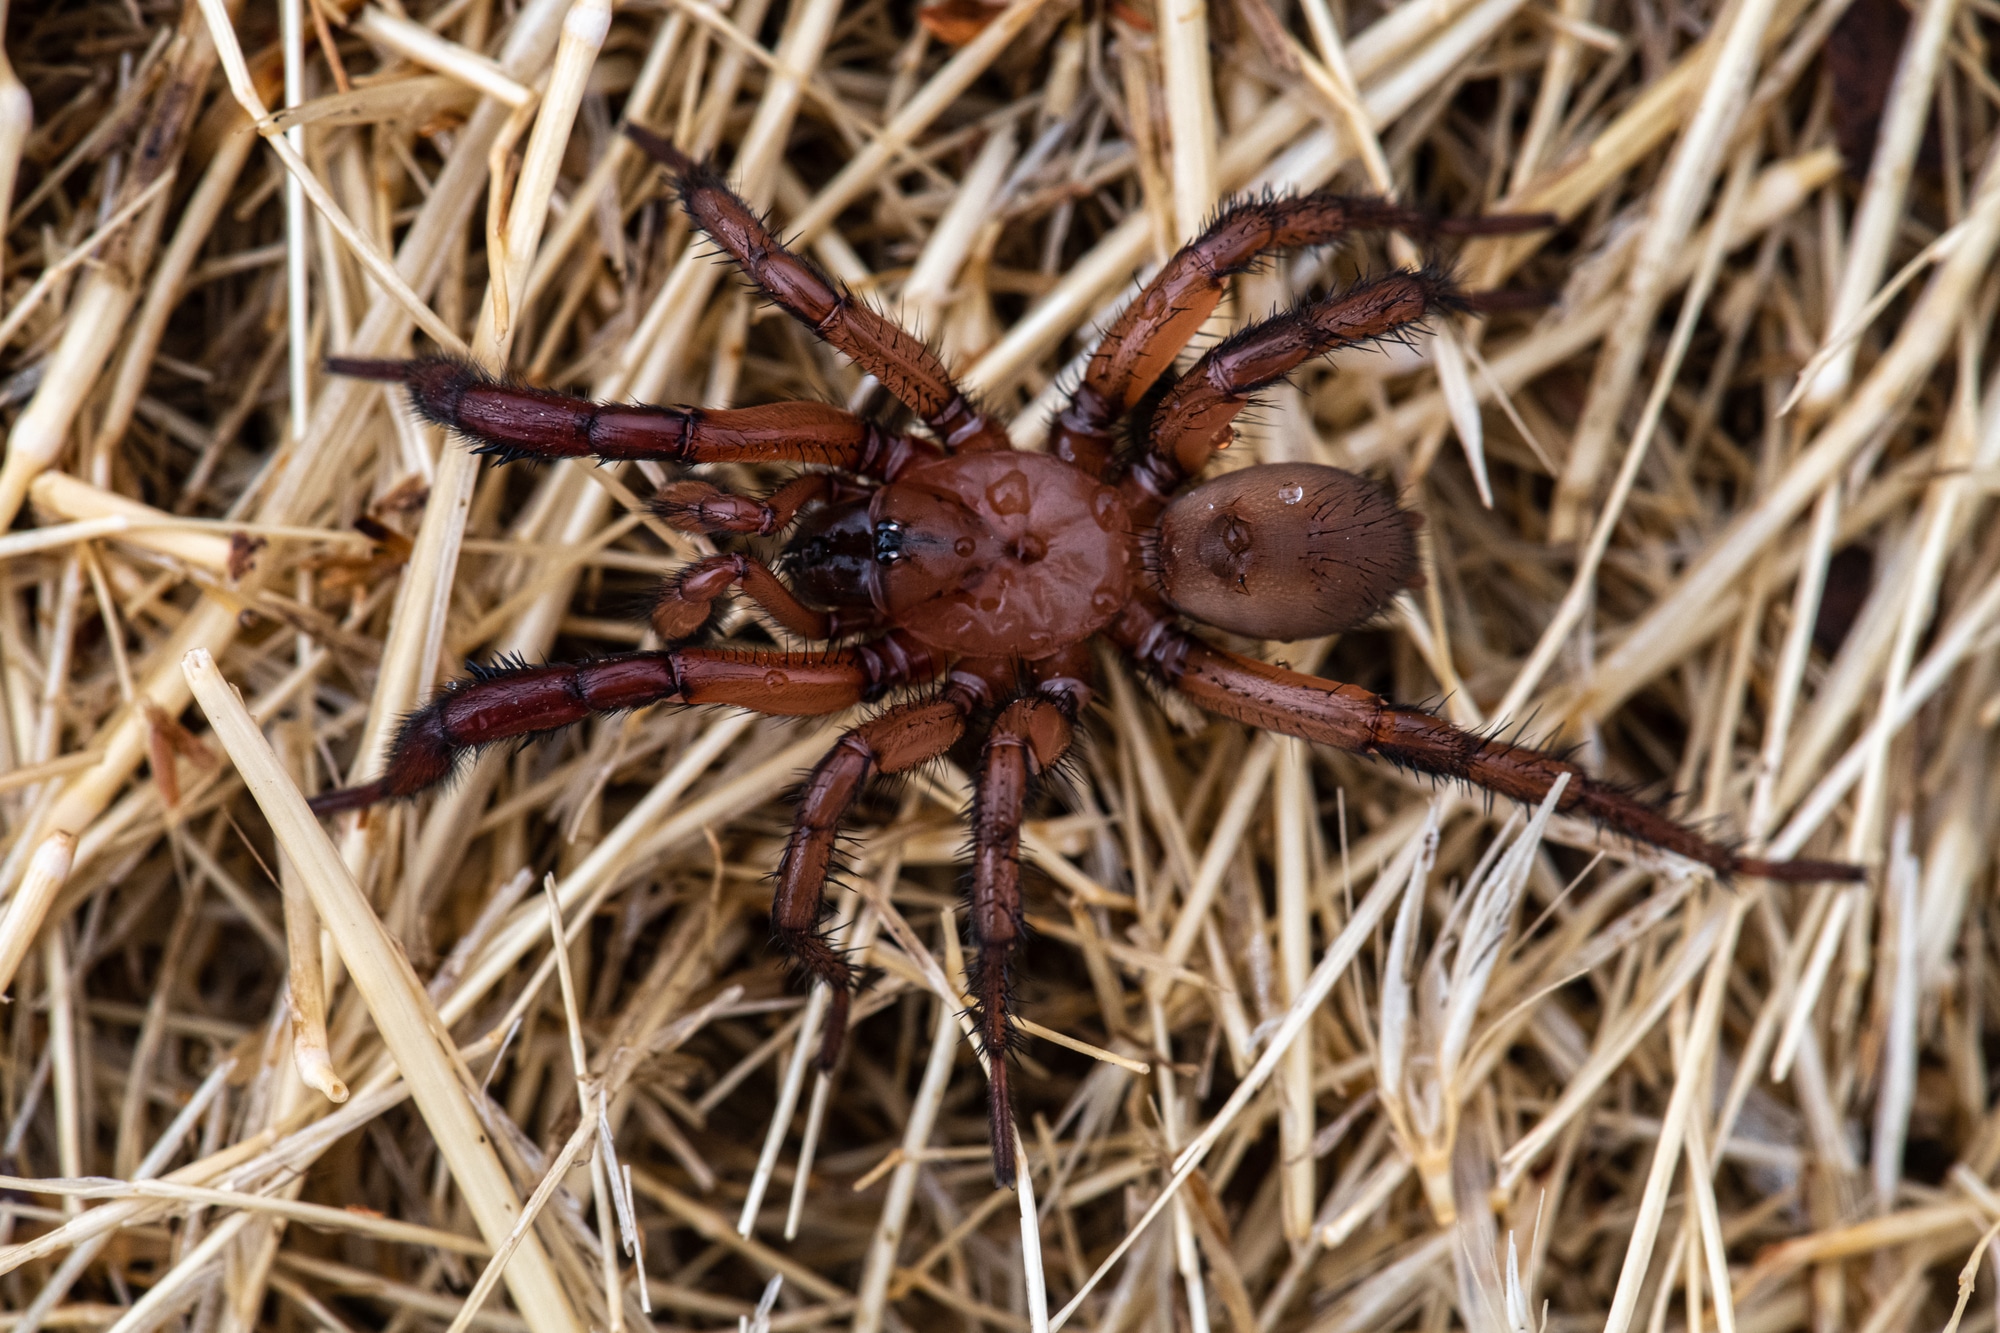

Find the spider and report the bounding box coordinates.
[311,127,1863,1186]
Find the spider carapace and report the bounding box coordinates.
[312,127,1863,1187]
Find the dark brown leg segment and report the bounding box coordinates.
[773,695,973,1068]
[1123,269,1469,508]
[328,357,933,475]
[968,693,1078,1187]
[625,126,1012,454]
[309,635,940,814]
[1113,604,1862,883]
[1050,195,1551,470]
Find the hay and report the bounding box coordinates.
[0,0,1995,1331]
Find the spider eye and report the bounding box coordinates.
[873,519,905,565]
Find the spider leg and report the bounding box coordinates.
[1123,269,1467,508]
[308,633,940,814]
[1113,603,1864,883]
[650,553,853,641]
[1050,194,1551,471]
[775,693,974,1069]
[328,357,937,478]
[968,686,1080,1188]
[625,126,1012,454]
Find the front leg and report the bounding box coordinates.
[968,688,1081,1187]
[1050,195,1551,471]
[624,127,1012,454]
[328,357,939,478]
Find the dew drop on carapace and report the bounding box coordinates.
[1278,482,1305,505]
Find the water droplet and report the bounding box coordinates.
[764,671,790,688]
[1092,488,1124,529]
[1091,588,1120,614]
[954,537,976,557]
[1279,483,1305,505]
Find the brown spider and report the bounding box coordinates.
[312,127,1863,1186]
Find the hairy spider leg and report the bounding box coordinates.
[326,357,938,478]
[968,690,1079,1187]
[1049,194,1553,471]
[625,125,1013,454]
[307,634,941,814]
[1123,269,1468,508]
[1114,604,1864,883]
[774,694,974,1069]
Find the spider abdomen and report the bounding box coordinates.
[835,452,1137,658]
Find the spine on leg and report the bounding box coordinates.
[308,654,682,813]
[329,356,878,465]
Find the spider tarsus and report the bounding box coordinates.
[306,777,394,816]
[968,936,1020,1187]
[324,356,414,381]
[818,982,852,1073]
[1734,855,1868,883]
[1428,208,1560,236]
[771,921,859,1066]
[623,122,699,179]
[986,1046,1018,1188]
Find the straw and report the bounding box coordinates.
[4,3,1995,1331]
[181,649,579,1333]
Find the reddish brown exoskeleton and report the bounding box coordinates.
[312,127,1863,1186]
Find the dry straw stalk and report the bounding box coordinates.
[0,0,1996,1331]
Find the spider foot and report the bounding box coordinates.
[772,923,862,1071]
[306,777,395,816]
[966,939,1020,1187]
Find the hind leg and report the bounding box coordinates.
[1110,601,1864,884]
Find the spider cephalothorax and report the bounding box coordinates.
[312,127,1862,1186]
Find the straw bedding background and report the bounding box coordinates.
[0,0,1995,1330]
